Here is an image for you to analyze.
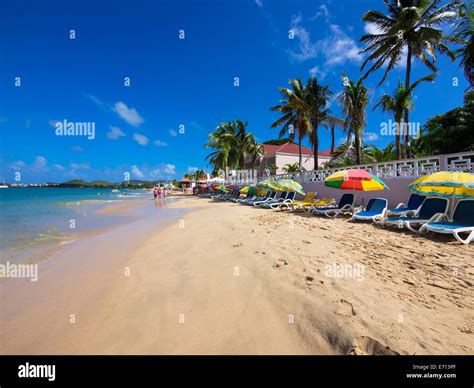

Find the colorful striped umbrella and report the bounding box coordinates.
[274,179,305,195]
[257,179,280,191]
[407,172,474,217]
[240,186,257,195]
[407,172,474,199]
[215,185,229,193]
[324,169,388,191]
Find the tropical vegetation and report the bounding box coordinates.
[205,0,472,176]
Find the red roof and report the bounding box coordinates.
[318,149,332,157]
[262,143,331,157]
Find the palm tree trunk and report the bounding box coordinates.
[330,125,335,156]
[312,124,319,170]
[395,115,401,160]
[403,46,412,159]
[298,130,302,170]
[355,130,361,165]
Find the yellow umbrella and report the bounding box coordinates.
[407,172,474,198]
[407,171,474,216]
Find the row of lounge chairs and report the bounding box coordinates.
[207,189,473,244]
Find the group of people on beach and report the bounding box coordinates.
[153,185,165,200]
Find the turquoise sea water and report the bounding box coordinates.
[0,187,149,264]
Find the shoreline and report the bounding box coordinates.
[0,195,472,355]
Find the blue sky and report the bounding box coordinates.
[0,0,467,183]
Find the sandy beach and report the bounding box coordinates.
[1,195,473,355]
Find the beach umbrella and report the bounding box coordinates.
[215,185,229,193]
[324,169,389,191]
[257,179,280,191]
[240,186,257,195]
[407,171,474,216]
[274,179,305,195]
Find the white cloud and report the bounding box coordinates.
[70,162,90,170]
[107,125,126,140]
[131,165,144,179]
[10,160,25,170]
[150,168,161,178]
[53,164,65,170]
[289,14,318,62]
[321,24,363,66]
[169,129,178,137]
[310,4,330,20]
[364,132,379,142]
[289,15,362,66]
[187,166,198,174]
[153,139,168,147]
[309,65,328,80]
[132,133,149,146]
[84,94,108,110]
[255,0,263,8]
[32,156,48,171]
[164,164,176,175]
[113,101,144,127]
[71,145,84,152]
[364,22,383,35]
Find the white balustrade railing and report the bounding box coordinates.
[226,151,474,185]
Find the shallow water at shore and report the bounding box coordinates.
[0,187,153,265]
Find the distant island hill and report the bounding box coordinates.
[7,179,172,189]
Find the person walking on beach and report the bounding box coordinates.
[153,188,158,199]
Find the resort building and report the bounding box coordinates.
[249,142,332,174]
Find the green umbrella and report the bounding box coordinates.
[274,179,305,195]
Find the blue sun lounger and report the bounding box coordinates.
[256,191,288,207]
[381,197,449,233]
[311,193,355,218]
[388,194,426,216]
[419,199,474,244]
[270,191,297,209]
[351,198,388,221]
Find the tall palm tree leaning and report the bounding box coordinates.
[360,0,458,157]
[270,79,309,170]
[373,73,436,159]
[337,76,369,165]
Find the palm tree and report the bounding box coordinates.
[366,142,397,162]
[271,79,309,170]
[325,116,347,156]
[205,120,259,178]
[246,136,265,168]
[328,139,375,166]
[360,0,458,154]
[373,73,436,159]
[282,163,302,173]
[337,76,369,165]
[303,77,330,170]
[452,0,473,89]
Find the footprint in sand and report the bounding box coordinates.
[233,242,243,248]
[334,299,356,317]
[273,259,288,269]
[348,336,400,355]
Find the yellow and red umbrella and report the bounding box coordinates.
[324,169,388,191]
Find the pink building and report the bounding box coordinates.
[254,142,332,174]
